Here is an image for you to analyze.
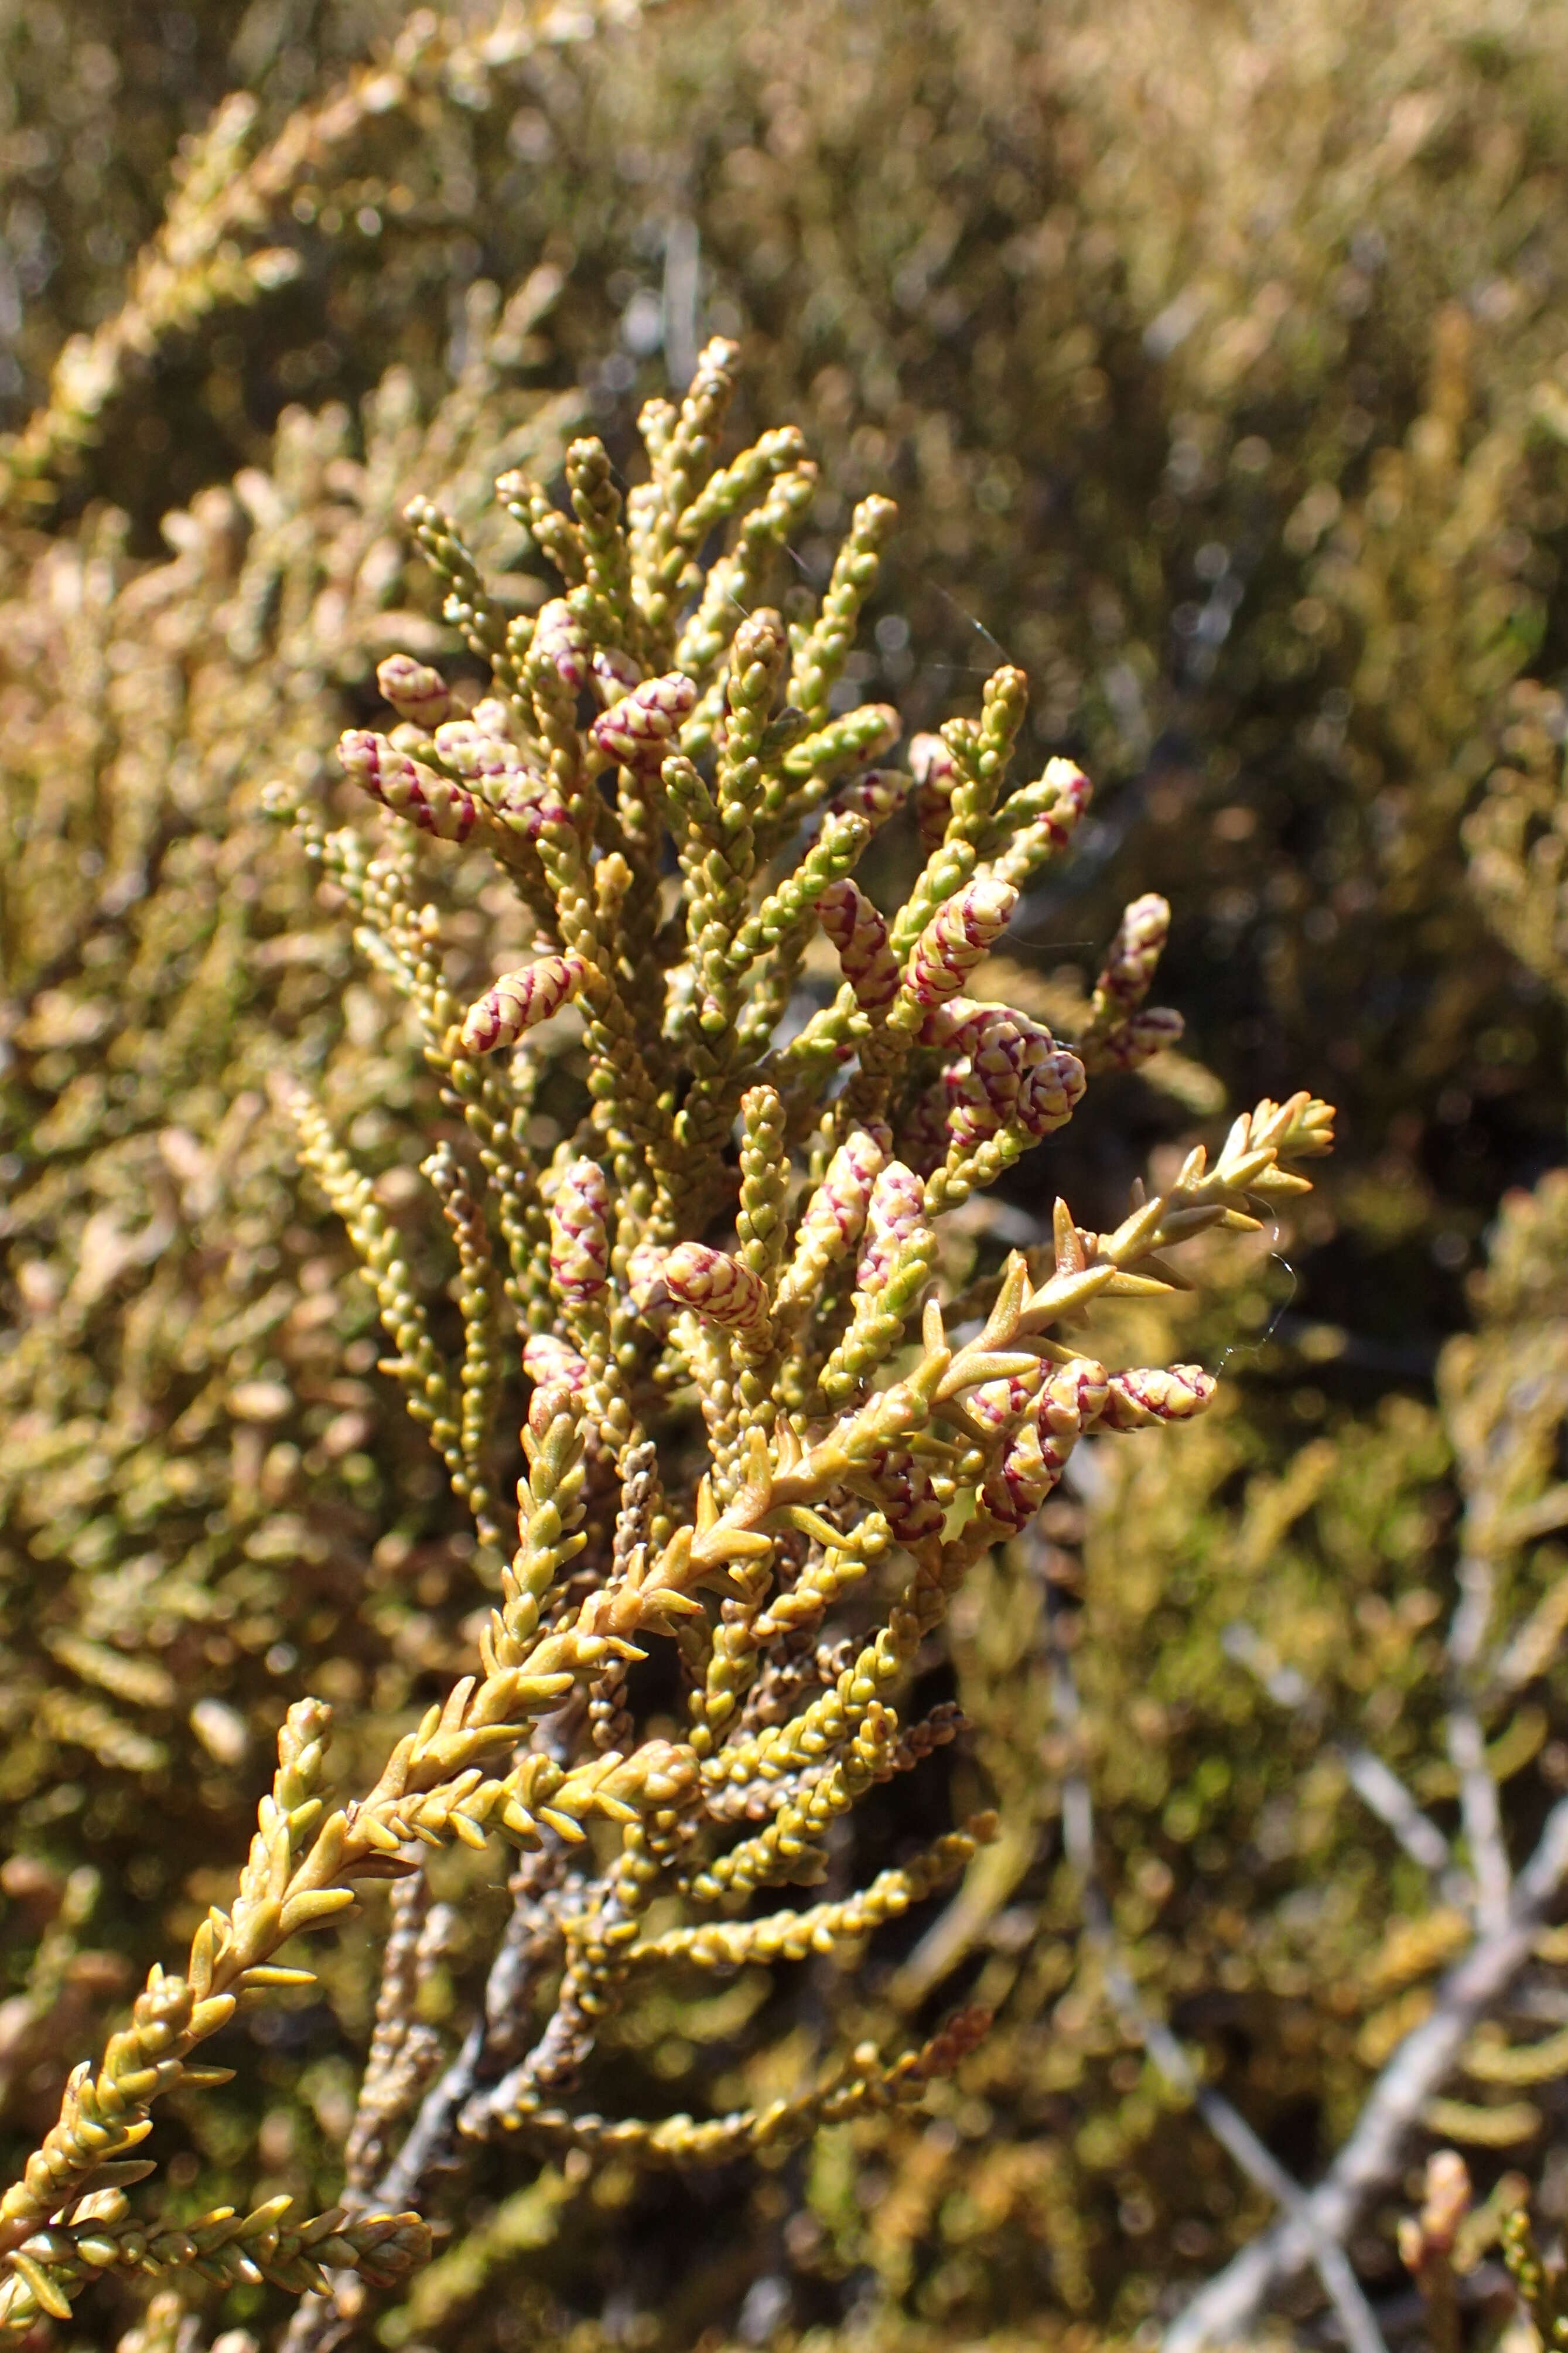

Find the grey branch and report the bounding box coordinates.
[1222,1622,1451,1877]
[1446,1551,1511,1935]
[375,1843,571,2207]
[1344,1749,1451,1877]
[1165,1790,1568,2352]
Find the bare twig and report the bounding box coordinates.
[341,1867,439,2196]
[1222,1624,1453,1878]
[278,1841,572,2353]
[1446,1553,1511,1935]
[1344,1751,1453,1878]
[1165,1792,1568,2352]
[375,1840,571,2209]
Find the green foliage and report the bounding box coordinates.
[2,321,1330,2347]
[6,3,1568,2350]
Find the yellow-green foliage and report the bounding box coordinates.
[6,4,1568,2351]
[0,270,583,2237]
[14,0,1568,1278]
[1,328,1333,2347]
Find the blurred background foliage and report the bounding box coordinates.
[7,0,1568,2344]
